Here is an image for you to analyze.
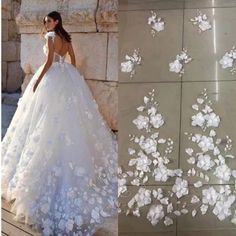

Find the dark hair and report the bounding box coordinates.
[43,11,71,43]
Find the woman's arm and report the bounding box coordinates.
[68,42,76,67]
[37,36,54,81]
[33,37,54,92]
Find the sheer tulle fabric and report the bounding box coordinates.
[1,45,118,235]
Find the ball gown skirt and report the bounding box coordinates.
[1,54,118,236]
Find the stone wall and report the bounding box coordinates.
[8,0,118,130]
[2,0,23,92]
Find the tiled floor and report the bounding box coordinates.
[118,0,236,235]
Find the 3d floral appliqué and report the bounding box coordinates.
[147,11,165,37]
[169,49,192,76]
[219,46,236,75]
[120,48,142,78]
[190,10,212,33]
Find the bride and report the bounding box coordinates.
[1,11,118,236]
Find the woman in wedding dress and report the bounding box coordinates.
[1,11,118,236]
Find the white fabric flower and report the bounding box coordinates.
[169,60,183,73]
[118,177,127,197]
[153,164,169,182]
[164,216,173,226]
[199,20,211,31]
[128,188,152,208]
[65,219,74,231]
[190,10,211,32]
[213,195,235,221]
[191,112,205,127]
[129,151,152,172]
[219,55,234,69]
[139,137,157,155]
[121,49,142,77]
[133,115,149,130]
[150,113,164,129]
[197,154,215,171]
[148,11,165,37]
[197,135,214,152]
[202,187,219,206]
[205,113,220,127]
[147,204,164,226]
[214,164,231,181]
[121,60,134,73]
[172,177,189,198]
[152,21,165,32]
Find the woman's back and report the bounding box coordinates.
[53,34,69,57]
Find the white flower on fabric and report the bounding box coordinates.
[214,164,231,181]
[121,60,134,73]
[148,11,165,37]
[121,49,142,78]
[152,188,164,200]
[185,148,194,156]
[131,178,140,186]
[209,129,216,137]
[187,157,196,164]
[194,181,203,188]
[169,60,183,73]
[191,111,220,129]
[199,20,212,31]
[191,195,200,204]
[205,113,220,127]
[197,154,215,171]
[192,209,197,217]
[191,112,205,127]
[164,216,173,226]
[196,135,214,152]
[146,204,164,226]
[128,148,136,155]
[129,151,152,172]
[202,187,219,206]
[200,204,208,215]
[150,113,164,129]
[138,136,157,155]
[91,207,101,223]
[153,164,169,182]
[153,164,181,182]
[220,55,233,68]
[190,10,212,33]
[169,49,192,76]
[118,176,127,197]
[132,115,149,130]
[65,219,74,231]
[202,105,213,114]
[213,195,236,221]
[172,177,189,198]
[219,47,236,75]
[134,188,152,208]
[167,203,173,213]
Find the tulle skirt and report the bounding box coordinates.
[1,61,118,236]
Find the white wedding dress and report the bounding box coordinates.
[1,31,118,236]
